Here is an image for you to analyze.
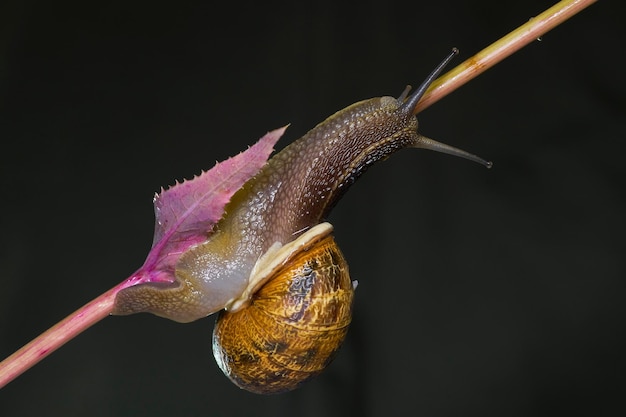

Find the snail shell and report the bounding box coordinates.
[212,224,354,394]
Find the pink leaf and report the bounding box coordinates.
[121,126,286,289]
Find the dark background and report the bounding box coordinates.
[1,0,624,416]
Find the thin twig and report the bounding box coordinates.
[414,0,599,114]
[0,280,134,388]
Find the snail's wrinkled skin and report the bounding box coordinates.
[113,91,487,322]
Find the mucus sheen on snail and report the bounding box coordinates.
[112,48,491,394]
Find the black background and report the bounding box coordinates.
[1,1,624,416]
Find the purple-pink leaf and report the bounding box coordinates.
[120,126,286,290]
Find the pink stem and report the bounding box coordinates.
[414,0,599,114]
[0,280,134,389]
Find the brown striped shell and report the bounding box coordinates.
[212,234,354,394]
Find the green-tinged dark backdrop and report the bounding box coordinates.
[1,1,624,416]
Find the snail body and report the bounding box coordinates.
[113,49,490,393]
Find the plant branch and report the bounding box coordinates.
[0,0,598,390]
[414,0,599,114]
[0,280,134,389]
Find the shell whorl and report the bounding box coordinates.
[212,234,353,394]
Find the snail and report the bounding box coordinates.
[113,48,491,394]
